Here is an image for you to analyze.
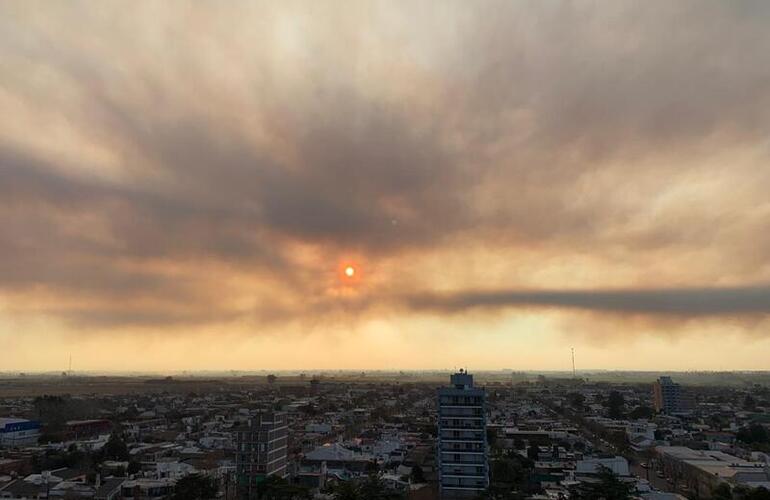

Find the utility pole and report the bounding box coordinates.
[571,347,576,379]
[43,470,51,499]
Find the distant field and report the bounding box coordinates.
[0,370,768,398]
[0,376,270,398]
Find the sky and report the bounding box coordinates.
[2,1,770,372]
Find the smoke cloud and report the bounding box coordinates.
[1,1,770,343]
[406,285,770,317]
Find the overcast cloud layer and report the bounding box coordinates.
[2,1,770,367]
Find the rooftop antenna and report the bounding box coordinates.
[571,347,576,379]
[68,354,72,376]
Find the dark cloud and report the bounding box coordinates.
[406,285,770,317]
[50,307,246,330]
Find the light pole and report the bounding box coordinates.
[42,470,51,498]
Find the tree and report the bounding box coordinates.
[607,391,625,420]
[32,446,90,473]
[568,392,586,411]
[487,452,537,499]
[569,466,634,500]
[332,475,404,500]
[746,487,770,500]
[256,476,311,499]
[485,485,527,500]
[332,481,359,500]
[101,433,129,461]
[172,474,218,500]
[628,406,653,420]
[711,482,732,500]
[709,414,726,430]
[490,452,532,486]
[358,475,386,499]
[744,394,757,411]
[526,445,539,460]
[410,465,426,484]
[358,474,403,500]
[487,428,498,451]
[33,395,98,435]
[737,424,769,445]
[333,474,404,500]
[491,457,520,486]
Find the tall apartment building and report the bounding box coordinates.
[653,376,682,414]
[234,411,288,499]
[437,370,488,498]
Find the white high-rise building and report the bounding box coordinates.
[437,370,488,497]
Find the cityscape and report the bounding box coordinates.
[3,1,770,499]
[1,371,770,499]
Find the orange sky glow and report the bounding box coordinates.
[2,1,770,371]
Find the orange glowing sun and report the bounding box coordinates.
[344,266,355,277]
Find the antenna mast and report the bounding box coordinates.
[571,347,576,379]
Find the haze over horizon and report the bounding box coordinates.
[3,1,770,372]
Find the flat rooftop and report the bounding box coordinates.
[0,418,31,426]
[657,446,764,479]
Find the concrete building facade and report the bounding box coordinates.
[653,376,682,414]
[657,446,770,498]
[437,370,489,497]
[234,411,288,499]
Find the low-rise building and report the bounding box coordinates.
[657,446,770,498]
[0,419,40,448]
